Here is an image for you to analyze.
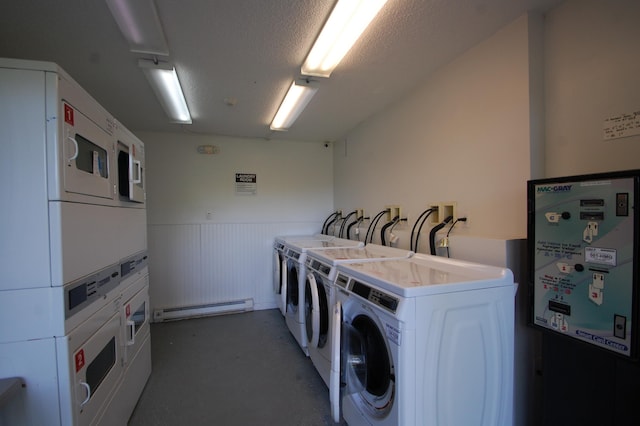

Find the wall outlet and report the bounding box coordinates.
[458,213,469,228]
[441,202,456,223]
[430,204,440,223]
[385,205,402,221]
[430,202,457,224]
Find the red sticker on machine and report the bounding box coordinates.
[75,349,85,372]
[126,304,131,318]
[64,103,74,126]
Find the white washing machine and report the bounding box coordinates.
[304,244,414,388]
[331,254,516,425]
[273,235,333,316]
[282,238,363,355]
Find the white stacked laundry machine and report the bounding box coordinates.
[0,58,150,425]
[331,254,516,425]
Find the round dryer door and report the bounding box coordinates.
[342,314,395,419]
[273,249,281,294]
[277,253,286,295]
[305,272,329,348]
[286,260,299,313]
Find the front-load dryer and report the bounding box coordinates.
[304,244,413,388]
[273,234,334,316]
[331,254,516,425]
[282,238,363,355]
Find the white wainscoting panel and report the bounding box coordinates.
[147,222,321,316]
[147,224,202,311]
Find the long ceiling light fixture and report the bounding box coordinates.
[139,59,192,124]
[106,0,169,56]
[270,80,318,131]
[107,0,191,124]
[301,0,388,78]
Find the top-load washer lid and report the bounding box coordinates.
[306,243,414,266]
[274,234,335,245]
[283,238,364,265]
[336,253,514,298]
[283,237,364,253]
[306,244,414,282]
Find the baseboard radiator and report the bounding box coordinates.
[153,299,254,322]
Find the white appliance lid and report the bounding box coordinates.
[274,234,333,244]
[284,238,363,252]
[306,243,413,265]
[337,254,514,297]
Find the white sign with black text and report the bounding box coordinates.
[235,173,257,195]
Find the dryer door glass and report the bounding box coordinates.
[316,282,329,348]
[305,275,317,344]
[122,279,150,365]
[130,300,146,335]
[286,261,299,311]
[86,336,116,395]
[277,253,286,294]
[343,314,395,419]
[75,134,108,178]
[117,147,130,197]
[305,273,330,347]
[273,250,281,294]
[341,322,367,395]
[117,141,145,203]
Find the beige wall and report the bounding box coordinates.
[139,0,640,310]
[141,132,333,225]
[333,0,640,245]
[334,14,542,243]
[544,0,640,176]
[138,132,334,312]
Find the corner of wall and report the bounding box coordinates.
[527,11,545,180]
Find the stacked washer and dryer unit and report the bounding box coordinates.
[0,58,150,425]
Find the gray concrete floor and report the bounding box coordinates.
[128,309,347,426]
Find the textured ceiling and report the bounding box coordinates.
[0,0,562,142]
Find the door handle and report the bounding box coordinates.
[132,160,142,184]
[126,319,136,345]
[67,136,79,162]
[79,381,91,407]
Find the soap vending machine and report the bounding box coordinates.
[528,170,640,358]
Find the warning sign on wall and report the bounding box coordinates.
[235,173,257,195]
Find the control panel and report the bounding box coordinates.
[336,275,399,314]
[306,258,332,277]
[65,263,121,318]
[120,250,148,280]
[285,248,300,261]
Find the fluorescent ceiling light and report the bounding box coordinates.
[139,60,192,124]
[270,81,318,131]
[106,0,169,56]
[302,0,388,78]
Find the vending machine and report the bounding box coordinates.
[528,169,640,358]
